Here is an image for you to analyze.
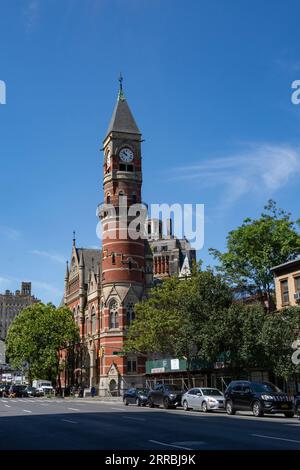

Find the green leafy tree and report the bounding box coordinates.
[6,303,79,388]
[210,200,300,311]
[125,265,233,385]
[259,306,300,380]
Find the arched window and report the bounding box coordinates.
[128,260,132,270]
[132,193,137,204]
[126,301,135,327]
[109,300,119,329]
[111,253,116,265]
[106,194,111,204]
[91,306,96,333]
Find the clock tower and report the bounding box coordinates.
[98,77,150,394]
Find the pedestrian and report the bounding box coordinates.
[91,386,96,398]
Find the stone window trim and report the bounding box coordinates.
[109,299,119,329]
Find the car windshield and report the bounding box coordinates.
[165,385,181,392]
[251,382,281,393]
[201,388,223,396]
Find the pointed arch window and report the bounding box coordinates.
[109,300,119,329]
[126,301,135,327]
[91,306,97,333]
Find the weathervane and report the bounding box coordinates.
[118,72,125,100]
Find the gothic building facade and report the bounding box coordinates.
[63,82,195,396]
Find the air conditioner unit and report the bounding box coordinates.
[294,292,300,302]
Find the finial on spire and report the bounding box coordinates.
[73,230,76,247]
[118,72,125,101]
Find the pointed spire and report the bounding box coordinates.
[105,75,141,138]
[65,261,69,279]
[72,230,76,247]
[79,250,84,268]
[118,72,125,101]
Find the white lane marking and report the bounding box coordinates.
[22,410,32,413]
[4,405,11,408]
[149,440,193,450]
[67,407,80,411]
[123,416,145,421]
[61,419,78,424]
[1,400,8,403]
[252,434,300,444]
[111,407,124,411]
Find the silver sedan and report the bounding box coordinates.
[182,387,225,412]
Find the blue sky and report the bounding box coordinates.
[0,0,300,305]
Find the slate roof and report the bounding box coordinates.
[106,95,141,137]
[76,248,102,280]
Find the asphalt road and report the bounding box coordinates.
[0,397,300,450]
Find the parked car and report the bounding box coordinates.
[182,387,225,412]
[0,384,10,397]
[148,384,184,409]
[8,385,28,398]
[24,386,42,397]
[225,381,294,418]
[123,388,150,406]
[36,385,54,396]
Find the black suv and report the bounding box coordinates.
[225,381,294,418]
[148,384,183,409]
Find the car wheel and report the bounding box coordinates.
[202,401,209,413]
[163,397,170,409]
[226,400,236,415]
[284,411,294,418]
[148,397,155,408]
[123,398,129,406]
[183,400,189,411]
[135,398,141,407]
[252,400,264,417]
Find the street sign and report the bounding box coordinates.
[113,351,125,356]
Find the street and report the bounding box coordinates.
[0,397,300,450]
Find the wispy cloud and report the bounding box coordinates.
[30,250,66,264]
[33,281,63,297]
[169,144,300,208]
[0,226,21,241]
[23,0,40,32]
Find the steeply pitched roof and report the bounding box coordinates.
[76,248,102,280]
[106,95,141,137]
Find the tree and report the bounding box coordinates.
[6,303,79,387]
[125,265,233,385]
[209,200,300,311]
[259,306,300,381]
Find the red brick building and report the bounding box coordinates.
[63,80,195,396]
[63,81,153,396]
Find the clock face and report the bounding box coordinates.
[119,148,134,163]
